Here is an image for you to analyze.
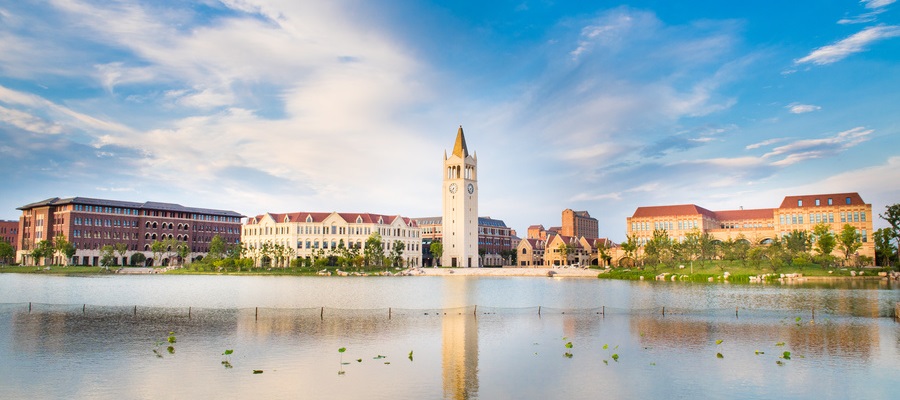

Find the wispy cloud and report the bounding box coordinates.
[745,138,787,150]
[862,0,896,9]
[786,103,821,114]
[795,25,900,65]
[763,127,872,166]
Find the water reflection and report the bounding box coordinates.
[441,278,479,400]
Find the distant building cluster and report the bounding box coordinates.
[3,127,881,268]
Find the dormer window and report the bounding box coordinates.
[798,199,803,207]
[306,215,313,223]
[356,216,363,224]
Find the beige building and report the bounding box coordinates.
[242,211,421,267]
[442,126,479,267]
[625,192,875,261]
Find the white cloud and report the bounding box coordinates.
[786,103,821,114]
[763,127,872,165]
[0,105,64,134]
[795,25,900,65]
[745,138,786,150]
[862,0,896,9]
[0,84,132,134]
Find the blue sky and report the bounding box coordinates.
[1,0,898,241]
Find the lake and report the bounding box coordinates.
[1,274,899,399]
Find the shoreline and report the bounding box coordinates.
[403,267,601,278]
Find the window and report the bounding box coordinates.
[841,212,846,222]
[846,197,852,205]
[861,212,866,222]
[798,199,803,207]
[815,199,820,206]
[828,198,833,206]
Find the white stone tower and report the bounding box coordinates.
[442,126,479,267]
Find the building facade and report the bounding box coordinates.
[413,216,516,267]
[0,220,18,261]
[16,197,244,266]
[561,209,599,239]
[242,211,421,267]
[625,192,875,261]
[442,126,479,267]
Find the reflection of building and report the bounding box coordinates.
[413,216,516,267]
[442,280,479,399]
[15,197,244,266]
[625,192,875,260]
[242,211,421,267]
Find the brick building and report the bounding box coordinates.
[16,197,244,266]
[0,220,18,262]
[413,216,516,267]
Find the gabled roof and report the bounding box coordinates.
[631,204,717,219]
[247,211,414,227]
[779,193,866,209]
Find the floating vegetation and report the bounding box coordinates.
[222,349,234,369]
[167,332,177,344]
[564,352,573,359]
[776,360,785,366]
[781,351,791,360]
[408,351,414,361]
[565,342,573,349]
[776,342,786,347]
[602,344,619,364]
[611,353,619,362]
[755,350,764,355]
[715,340,724,345]
[716,353,724,359]
[253,370,263,374]
[373,355,386,359]
[339,347,347,374]
[356,359,362,363]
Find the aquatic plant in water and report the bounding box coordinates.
[222,349,234,368]
[338,347,347,375]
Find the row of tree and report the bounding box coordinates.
[619,223,872,271]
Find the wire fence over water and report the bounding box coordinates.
[1,302,895,319]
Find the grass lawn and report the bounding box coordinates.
[599,260,886,282]
[0,265,109,275]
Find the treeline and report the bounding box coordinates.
[619,223,881,272]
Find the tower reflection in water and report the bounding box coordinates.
[442,279,479,400]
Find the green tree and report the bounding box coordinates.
[115,243,128,266]
[150,240,166,267]
[53,234,71,266]
[874,228,897,269]
[99,245,116,270]
[31,240,53,266]
[130,252,147,266]
[176,243,190,266]
[557,242,571,266]
[838,224,862,264]
[880,204,900,267]
[699,232,717,264]
[390,240,405,267]
[619,235,640,267]
[208,235,226,260]
[679,230,701,266]
[812,223,837,267]
[430,241,443,267]
[644,229,673,270]
[364,232,384,267]
[0,241,15,265]
[596,240,612,267]
[478,247,487,267]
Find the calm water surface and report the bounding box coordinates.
[1,274,898,399]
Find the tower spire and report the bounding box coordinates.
[452,125,469,158]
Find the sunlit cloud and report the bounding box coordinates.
[763,127,872,165]
[745,138,787,150]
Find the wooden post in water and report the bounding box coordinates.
[320,307,324,320]
[188,307,191,319]
[735,307,739,318]
[134,305,137,316]
[812,307,815,322]
[83,304,86,314]
[474,305,477,316]
[389,307,392,320]
[255,307,258,321]
[662,306,665,317]
[28,302,31,313]
[538,306,541,316]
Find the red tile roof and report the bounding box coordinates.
[247,212,413,226]
[779,193,866,209]
[631,204,717,219]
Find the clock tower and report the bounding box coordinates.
[442,126,479,267]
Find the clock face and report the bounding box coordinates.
[449,183,458,193]
[467,183,474,194]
